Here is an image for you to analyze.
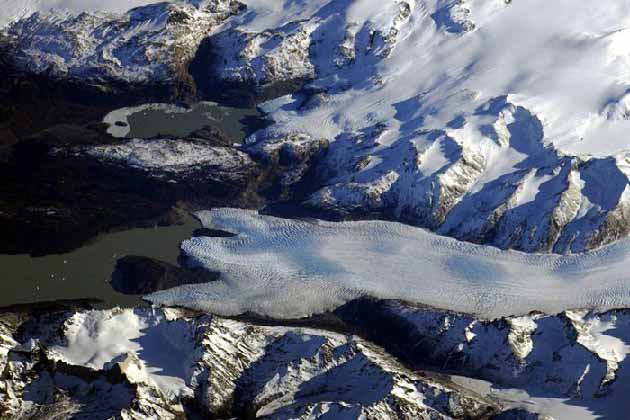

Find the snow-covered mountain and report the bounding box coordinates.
[0,0,177,28]
[6,0,630,252]
[6,2,630,417]
[226,0,630,254]
[3,0,244,92]
[4,301,630,419]
[336,298,630,420]
[0,306,510,419]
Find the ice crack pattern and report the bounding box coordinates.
[147,208,630,319]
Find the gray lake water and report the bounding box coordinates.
[111,102,259,142]
[1,101,259,309]
[0,213,199,309]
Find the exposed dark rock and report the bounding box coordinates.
[0,65,189,140]
[334,297,438,370]
[188,37,257,108]
[192,227,237,238]
[156,207,188,227]
[0,299,101,315]
[0,37,308,257]
[189,36,311,107]
[186,125,233,146]
[112,256,219,295]
[0,145,177,256]
[0,117,266,255]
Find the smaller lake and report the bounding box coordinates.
[0,214,199,309]
[104,102,259,142]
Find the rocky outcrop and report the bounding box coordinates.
[112,256,219,295]
[75,138,258,181]
[204,22,317,99]
[247,133,329,200]
[0,307,507,419]
[0,128,264,255]
[336,298,630,417]
[4,0,246,98]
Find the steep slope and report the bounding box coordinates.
[7,0,630,252]
[336,298,630,420]
[5,302,630,419]
[0,307,503,419]
[203,0,630,253]
[3,0,245,96]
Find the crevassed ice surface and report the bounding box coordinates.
[146,208,630,319]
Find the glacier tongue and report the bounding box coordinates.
[147,208,630,319]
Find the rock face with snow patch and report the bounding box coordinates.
[8,0,630,252]
[336,298,630,419]
[79,138,256,179]
[4,0,245,96]
[0,306,505,419]
[205,21,317,100]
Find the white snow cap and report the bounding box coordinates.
[0,0,179,27]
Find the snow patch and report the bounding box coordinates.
[84,138,252,173]
[49,308,197,398]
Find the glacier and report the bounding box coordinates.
[242,0,630,156]
[8,2,630,418]
[147,208,630,319]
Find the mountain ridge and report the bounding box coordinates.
[6,0,630,253]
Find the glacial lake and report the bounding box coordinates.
[0,213,200,309]
[0,101,262,309]
[104,101,260,141]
